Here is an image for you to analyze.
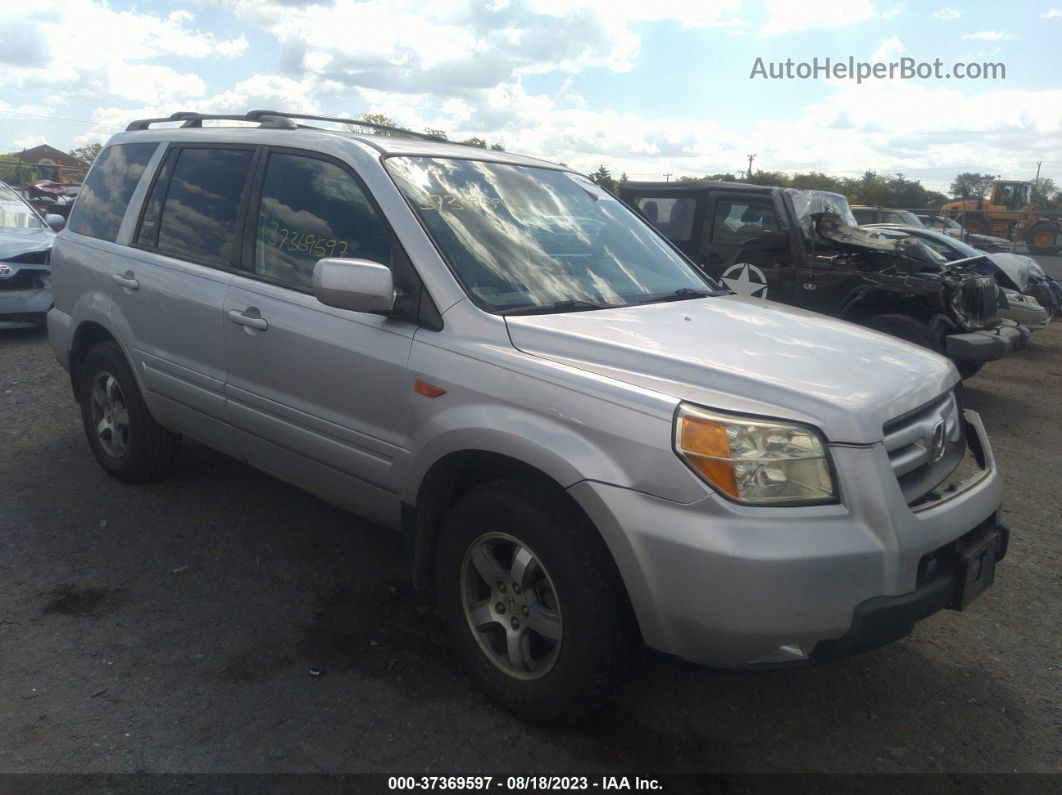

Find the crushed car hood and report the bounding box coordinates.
[0,227,55,264]
[506,295,956,444]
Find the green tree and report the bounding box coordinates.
[589,165,618,192]
[424,127,449,140]
[459,136,488,148]
[1031,177,1058,207]
[69,143,102,165]
[348,113,408,137]
[949,172,996,199]
[745,170,791,187]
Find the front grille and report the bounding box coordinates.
[961,277,999,328]
[0,268,47,291]
[883,391,965,504]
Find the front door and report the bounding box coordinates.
[699,192,794,304]
[222,149,417,529]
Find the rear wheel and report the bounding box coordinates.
[436,479,636,725]
[78,341,181,482]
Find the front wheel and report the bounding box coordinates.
[1025,221,1061,255]
[955,360,985,379]
[436,479,637,725]
[860,313,942,352]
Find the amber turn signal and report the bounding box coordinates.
[414,380,447,398]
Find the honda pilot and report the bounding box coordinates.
[48,111,1008,724]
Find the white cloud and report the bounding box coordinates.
[933,7,961,20]
[760,0,877,36]
[0,0,248,103]
[1041,9,1062,18]
[13,134,47,149]
[872,36,905,61]
[962,31,1016,40]
[105,65,206,104]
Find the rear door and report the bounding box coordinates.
[222,148,419,529]
[118,144,258,455]
[700,191,794,304]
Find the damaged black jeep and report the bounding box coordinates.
[618,181,1026,378]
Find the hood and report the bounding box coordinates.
[0,226,55,264]
[984,253,1034,291]
[506,295,956,444]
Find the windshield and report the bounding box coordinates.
[897,210,924,227]
[917,229,982,258]
[786,189,858,241]
[0,183,45,231]
[384,157,712,313]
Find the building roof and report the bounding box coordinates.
[14,144,86,167]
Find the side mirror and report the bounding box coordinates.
[312,258,396,314]
[45,213,65,231]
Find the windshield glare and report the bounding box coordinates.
[0,183,44,231]
[384,157,711,312]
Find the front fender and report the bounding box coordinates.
[401,399,703,507]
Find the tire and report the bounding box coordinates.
[78,341,181,483]
[955,361,984,379]
[1025,221,1061,255]
[861,313,942,352]
[962,215,991,236]
[435,479,637,725]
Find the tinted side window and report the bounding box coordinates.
[68,143,158,241]
[851,208,875,225]
[254,153,392,288]
[710,197,779,244]
[155,148,254,266]
[882,211,905,224]
[636,197,696,242]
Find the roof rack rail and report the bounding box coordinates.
[246,110,447,141]
[125,110,446,142]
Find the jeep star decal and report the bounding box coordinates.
[721,262,768,298]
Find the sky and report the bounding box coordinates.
[0,0,1060,192]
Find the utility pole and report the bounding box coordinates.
[746,153,757,180]
[1034,160,1042,183]
[663,172,672,182]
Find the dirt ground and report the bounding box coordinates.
[1,290,1059,776]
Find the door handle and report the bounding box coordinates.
[112,271,139,290]
[228,308,268,331]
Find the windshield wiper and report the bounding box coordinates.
[635,287,723,305]
[501,299,617,316]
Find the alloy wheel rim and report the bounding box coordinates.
[90,371,130,458]
[459,532,562,680]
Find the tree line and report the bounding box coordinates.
[586,165,1062,210]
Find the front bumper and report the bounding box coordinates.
[944,322,1027,362]
[812,515,1008,662]
[568,409,1003,667]
[0,287,52,328]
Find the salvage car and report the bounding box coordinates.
[0,180,60,329]
[865,224,1059,322]
[49,112,1009,724]
[914,213,1014,253]
[619,181,1024,378]
[851,205,925,227]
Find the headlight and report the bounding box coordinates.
[673,404,836,506]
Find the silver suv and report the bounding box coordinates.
[48,111,1008,724]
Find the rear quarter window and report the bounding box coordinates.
[67,143,158,242]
